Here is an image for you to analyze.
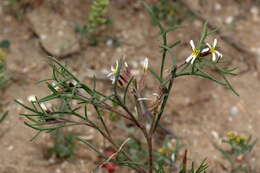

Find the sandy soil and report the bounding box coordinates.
[0,0,260,172]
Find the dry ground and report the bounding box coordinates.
[0,0,260,172]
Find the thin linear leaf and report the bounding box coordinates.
[123,76,134,104]
[148,67,163,83]
[0,111,8,123]
[76,136,107,159]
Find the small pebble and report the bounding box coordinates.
[193,20,202,27]
[58,30,64,37]
[230,106,240,116]
[250,6,259,15]
[215,3,222,11]
[225,16,234,24]
[40,34,47,40]
[48,157,55,164]
[211,130,219,140]
[7,145,14,151]
[55,169,61,173]
[106,38,114,46]
[145,124,151,131]
[101,52,106,57]
[61,161,68,168]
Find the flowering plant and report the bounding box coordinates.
[215,131,257,173]
[75,0,110,46]
[16,3,238,173]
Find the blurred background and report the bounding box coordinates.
[0,0,260,172]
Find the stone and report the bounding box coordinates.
[225,16,234,24]
[27,7,80,57]
[230,106,240,116]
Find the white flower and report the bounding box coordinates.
[124,62,128,68]
[27,95,37,102]
[185,40,200,64]
[141,58,149,72]
[107,60,119,84]
[52,82,62,91]
[171,153,175,162]
[40,103,48,111]
[206,38,223,61]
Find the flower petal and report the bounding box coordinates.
[40,103,48,111]
[27,95,36,102]
[206,43,212,49]
[202,47,209,53]
[212,53,216,61]
[142,58,149,71]
[185,55,193,63]
[213,38,218,47]
[190,40,195,50]
[216,51,223,58]
[190,56,196,64]
[107,72,113,77]
[110,65,114,72]
[110,76,116,84]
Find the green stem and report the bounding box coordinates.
[160,33,168,79]
[152,67,177,134]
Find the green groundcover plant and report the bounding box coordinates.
[215,131,257,173]
[75,0,110,46]
[16,3,240,173]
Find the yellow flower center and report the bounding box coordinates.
[112,63,119,74]
[210,47,217,54]
[157,147,174,156]
[227,130,236,140]
[226,131,247,144]
[191,49,200,57]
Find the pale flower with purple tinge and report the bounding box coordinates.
[27,95,37,102]
[107,60,119,84]
[185,40,200,64]
[52,82,62,91]
[141,58,149,72]
[40,103,48,111]
[206,38,223,61]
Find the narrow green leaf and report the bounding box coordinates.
[196,67,227,86]
[220,73,239,96]
[15,99,38,113]
[47,82,58,94]
[84,105,88,120]
[76,136,107,159]
[143,1,164,33]
[123,76,134,104]
[207,27,220,36]
[164,25,185,34]
[169,40,181,48]
[39,94,60,102]
[148,67,163,83]
[48,57,80,82]
[0,111,8,123]
[198,22,208,49]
